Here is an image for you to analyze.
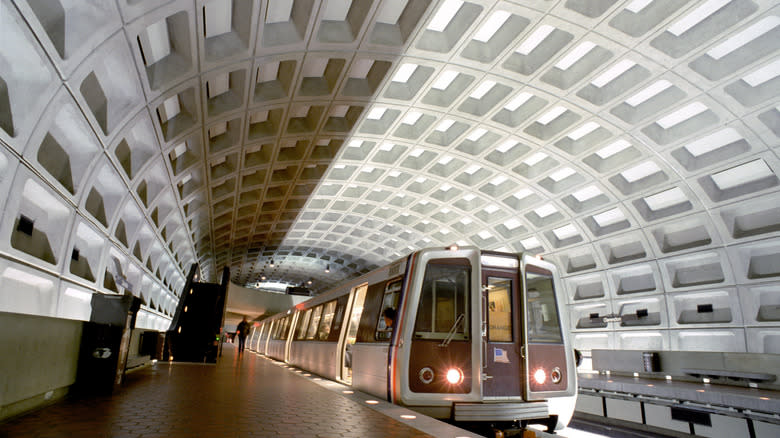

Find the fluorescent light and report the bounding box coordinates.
[656,102,708,129]
[596,140,631,159]
[463,194,476,202]
[572,185,602,202]
[684,128,742,157]
[415,176,427,183]
[503,218,523,230]
[379,142,395,151]
[410,148,425,158]
[667,0,731,36]
[470,80,496,99]
[534,204,558,218]
[553,224,579,240]
[549,167,575,182]
[626,0,654,13]
[435,119,455,131]
[473,10,511,42]
[707,16,780,60]
[621,161,661,183]
[483,205,499,214]
[438,155,453,165]
[489,175,507,186]
[567,122,600,140]
[524,152,547,166]
[591,60,636,88]
[504,92,532,111]
[466,128,487,141]
[402,111,423,125]
[460,217,473,225]
[366,107,387,120]
[516,24,555,55]
[392,63,418,83]
[439,184,453,192]
[521,237,541,249]
[592,208,625,227]
[348,140,363,147]
[625,80,672,107]
[711,159,773,190]
[513,189,533,199]
[388,170,401,177]
[743,58,780,87]
[644,187,687,211]
[478,230,494,240]
[432,70,459,90]
[537,106,567,125]
[496,139,518,153]
[427,0,463,32]
[555,41,596,70]
[360,166,375,173]
[464,164,481,175]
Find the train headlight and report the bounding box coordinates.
[419,367,434,384]
[533,368,546,385]
[446,368,464,385]
[551,367,562,384]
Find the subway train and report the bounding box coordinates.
[246,246,577,432]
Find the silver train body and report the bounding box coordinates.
[246,247,577,429]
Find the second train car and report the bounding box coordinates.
[247,246,577,432]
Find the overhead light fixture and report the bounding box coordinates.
[325,265,330,273]
[269,259,275,267]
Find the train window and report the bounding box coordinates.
[346,284,368,345]
[281,316,292,340]
[487,277,512,342]
[317,300,337,340]
[375,279,402,341]
[295,309,311,340]
[525,269,563,343]
[414,259,471,340]
[306,305,323,340]
[327,295,348,342]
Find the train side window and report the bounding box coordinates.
[306,305,323,340]
[282,316,293,340]
[375,279,402,341]
[327,295,349,342]
[414,259,471,340]
[296,309,312,340]
[317,300,337,340]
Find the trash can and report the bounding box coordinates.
[76,293,141,394]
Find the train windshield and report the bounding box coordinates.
[525,268,563,343]
[414,259,470,340]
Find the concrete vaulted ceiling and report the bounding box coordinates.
[0,0,779,352]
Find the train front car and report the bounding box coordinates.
[392,247,576,433]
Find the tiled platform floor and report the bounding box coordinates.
[0,344,480,437]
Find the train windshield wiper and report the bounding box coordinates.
[439,313,465,347]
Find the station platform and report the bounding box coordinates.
[0,343,488,438]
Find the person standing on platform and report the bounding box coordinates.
[236,316,250,355]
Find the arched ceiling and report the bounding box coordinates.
[1,0,778,315]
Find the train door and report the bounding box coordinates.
[481,266,524,397]
[338,283,367,384]
[522,260,570,400]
